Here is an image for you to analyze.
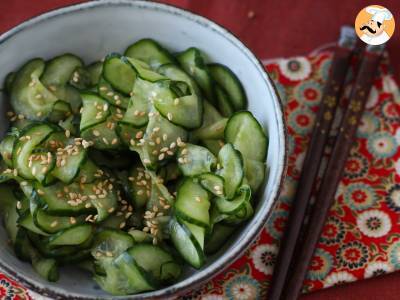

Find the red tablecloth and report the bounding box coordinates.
[1,1,400,299]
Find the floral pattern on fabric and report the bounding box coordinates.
[5,51,399,299]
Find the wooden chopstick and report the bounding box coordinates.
[281,43,386,300]
[267,27,359,300]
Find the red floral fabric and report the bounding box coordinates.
[2,51,400,299]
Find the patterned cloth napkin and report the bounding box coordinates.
[2,51,400,300]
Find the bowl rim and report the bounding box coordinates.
[0,0,288,299]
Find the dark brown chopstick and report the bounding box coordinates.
[267,27,359,300]
[281,44,385,300]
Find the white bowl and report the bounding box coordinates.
[0,1,287,298]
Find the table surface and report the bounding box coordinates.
[1,1,400,299]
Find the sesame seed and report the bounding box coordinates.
[195,196,201,202]
[170,142,176,149]
[6,111,14,117]
[139,111,146,116]
[16,201,22,209]
[134,110,140,116]
[102,138,109,145]
[178,157,184,164]
[106,92,114,97]
[108,207,115,213]
[158,153,165,161]
[153,127,160,132]
[93,130,100,136]
[163,134,168,141]
[21,181,27,186]
[36,111,43,117]
[156,137,161,145]
[182,148,188,155]
[50,221,58,228]
[130,139,136,146]
[137,190,144,195]
[106,251,113,257]
[119,222,126,229]
[65,130,71,138]
[99,86,107,91]
[174,98,180,105]
[85,203,92,208]
[111,138,118,145]
[143,158,151,165]
[70,217,76,224]
[167,112,173,121]
[35,94,42,99]
[135,131,143,139]
[214,185,221,191]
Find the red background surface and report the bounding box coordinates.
[1,1,400,299]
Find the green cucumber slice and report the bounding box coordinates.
[197,173,225,198]
[208,63,247,110]
[215,185,251,215]
[98,77,130,109]
[205,223,235,254]
[80,92,111,131]
[216,143,244,199]
[0,135,16,167]
[224,111,268,162]
[48,224,92,247]
[41,54,83,86]
[103,54,136,95]
[125,38,175,69]
[86,61,103,86]
[215,85,234,117]
[91,229,134,259]
[12,123,55,180]
[169,217,205,269]
[177,143,216,177]
[175,179,210,228]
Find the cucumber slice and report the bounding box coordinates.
[116,123,146,147]
[91,229,134,259]
[81,108,122,151]
[138,110,187,169]
[33,182,93,216]
[175,179,210,228]
[205,223,235,254]
[215,85,234,117]
[191,118,227,141]
[41,54,83,86]
[125,57,168,82]
[49,85,82,114]
[29,149,56,184]
[224,111,268,162]
[98,77,129,109]
[128,230,153,243]
[215,185,251,215]
[125,38,175,69]
[47,100,72,123]
[157,64,203,129]
[98,252,155,295]
[201,139,224,157]
[208,63,247,110]
[30,249,59,282]
[51,140,87,184]
[216,143,244,199]
[177,47,215,103]
[180,219,205,250]
[10,59,59,120]
[244,158,266,193]
[177,143,216,177]
[18,212,49,236]
[0,135,16,167]
[48,224,92,247]
[0,185,22,244]
[197,173,225,198]
[86,61,103,86]
[34,208,84,234]
[69,67,92,90]
[128,244,181,282]
[103,54,136,95]
[169,218,205,269]
[12,123,55,180]
[80,92,111,131]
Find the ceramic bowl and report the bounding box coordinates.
[0,1,287,298]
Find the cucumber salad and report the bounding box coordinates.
[0,39,268,295]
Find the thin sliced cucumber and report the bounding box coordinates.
[225,111,268,162]
[128,244,181,282]
[0,185,22,243]
[86,61,103,86]
[12,123,55,180]
[47,100,72,123]
[125,38,175,69]
[30,250,59,282]
[18,212,49,236]
[48,224,92,247]
[80,92,111,131]
[208,63,247,110]
[0,135,16,167]
[103,54,136,95]
[91,229,134,259]
[138,110,187,169]
[10,59,59,120]
[128,164,151,208]
[191,118,227,141]
[69,67,92,90]
[180,219,205,250]
[49,85,82,114]
[175,179,210,228]
[215,185,251,215]
[215,85,234,117]
[197,173,225,198]
[216,143,244,199]
[169,217,205,269]
[98,77,129,109]
[125,57,168,82]
[177,143,216,177]
[4,72,16,94]
[128,229,153,243]
[157,64,203,129]
[41,54,83,86]
[177,47,215,103]
[244,158,266,193]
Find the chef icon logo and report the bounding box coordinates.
[355,5,395,45]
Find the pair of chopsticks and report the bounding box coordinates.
[268,26,385,300]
